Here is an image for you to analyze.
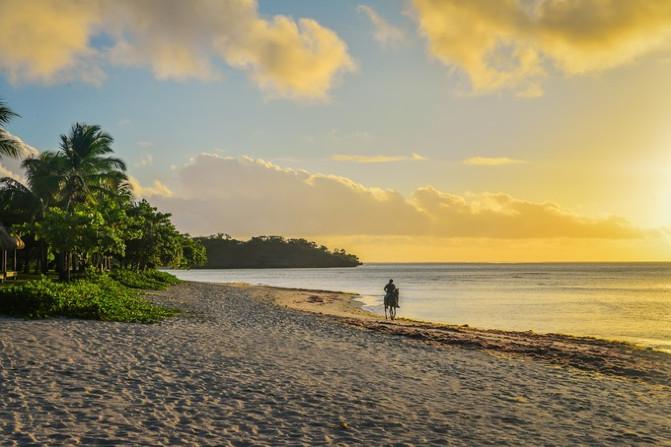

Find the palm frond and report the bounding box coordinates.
[0,100,19,125]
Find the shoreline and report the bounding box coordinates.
[229,282,671,385]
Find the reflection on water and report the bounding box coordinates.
[168,263,671,353]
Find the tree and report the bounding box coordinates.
[194,234,361,268]
[0,99,22,159]
[1,117,207,278]
[30,205,121,280]
[0,176,48,273]
[121,200,183,270]
[56,123,127,209]
[179,235,207,269]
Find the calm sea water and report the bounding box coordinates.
[168,263,671,353]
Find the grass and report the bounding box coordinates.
[110,269,181,290]
[0,270,180,323]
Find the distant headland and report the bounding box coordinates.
[194,234,362,269]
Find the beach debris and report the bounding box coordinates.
[307,295,325,303]
[338,417,350,430]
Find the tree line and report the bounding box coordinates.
[0,99,206,280]
[195,234,361,268]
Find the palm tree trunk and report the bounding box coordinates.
[40,241,48,274]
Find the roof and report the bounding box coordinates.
[0,225,24,250]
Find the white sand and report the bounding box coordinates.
[0,281,669,445]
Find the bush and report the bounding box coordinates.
[0,277,177,322]
[110,269,181,290]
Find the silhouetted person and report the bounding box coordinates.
[384,279,395,295]
[384,279,397,319]
[393,288,400,308]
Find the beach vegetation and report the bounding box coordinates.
[0,275,178,322]
[110,269,181,290]
[0,98,202,321]
[0,106,207,280]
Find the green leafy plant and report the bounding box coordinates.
[0,277,177,323]
[110,269,181,290]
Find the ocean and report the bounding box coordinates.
[168,263,671,353]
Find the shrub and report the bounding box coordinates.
[110,269,181,290]
[0,277,177,322]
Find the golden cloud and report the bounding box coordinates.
[317,235,671,262]
[331,152,426,163]
[0,0,354,99]
[152,153,648,240]
[463,156,527,166]
[411,0,671,95]
[128,177,173,198]
[0,0,104,84]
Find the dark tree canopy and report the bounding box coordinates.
[195,234,361,269]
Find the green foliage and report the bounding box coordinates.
[195,234,361,268]
[179,234,207,269]
[110,269,181,290]
[0,277,177,322]
[0,114,206,276]
[120,200,184,269]
[0,98,22,159]
[57,122,128,208]
[31,204,124,258]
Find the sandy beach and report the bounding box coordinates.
[1,281,670,445]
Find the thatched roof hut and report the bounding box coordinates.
[0,225,24,250]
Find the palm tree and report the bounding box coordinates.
[0,99,22,159]
[57,123,128,208]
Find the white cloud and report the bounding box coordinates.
[0,0,355,100]
[332,152,426,163]
[0,129,40,158]
[134,153,153,168]
[0,162,22,181]
[357,5,405,45]
[463,156,527,166]
[0,129,40,182]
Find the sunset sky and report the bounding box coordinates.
[2,0,671,261]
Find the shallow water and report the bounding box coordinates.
[168,263,671,352]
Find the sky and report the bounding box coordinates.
[2,0,671,262]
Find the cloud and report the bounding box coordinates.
[357,5,405,45]
[217,16,355,99]
[317,234,671,262]
[410,0,671,95]
[0,0,105,85]
[152,153,647,240]
[332,152,426,163]
[0,129,40,159]
[463,156,527,166]
[128,177,173,198]
[134,153,153,168]
[0,0,354,100]
[410,187,643,239]
[0,162,22,181]
[0,130,40,182]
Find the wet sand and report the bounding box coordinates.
[1,281,669,445]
